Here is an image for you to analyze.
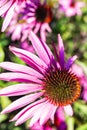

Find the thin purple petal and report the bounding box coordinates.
[58,34,65,69]
[66,55,77,70]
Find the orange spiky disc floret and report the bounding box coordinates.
[43,69,81,106]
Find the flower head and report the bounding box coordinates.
[0,31,81,127]
[59,0,84,17]
[0,0,26,31]
[6,3,29,41]
[21,0,52,41]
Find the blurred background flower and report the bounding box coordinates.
[0,0,26,32]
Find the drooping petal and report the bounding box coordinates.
[0,72,42,83]
[33,23,41,34]
[39,102,56,125]
[29,31,55,65]
[40,23,51,42]
[0,62,43,78]
[50,106,57,123]
[15,99,46,126]
[1,92,43,114]
[11,98,46,122]
[64,105,73,116]
[29,101,55,126]
[28,101,56,126]
[29,101,49,127]
[0,83,43,97]
[30,101,57,126]
[9,46,47,73]
[58,34,65,69]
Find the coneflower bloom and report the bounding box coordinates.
[6,3,29,41]
[0,0,26,32]
[0,31,81,127]
[22,0,52,41]
[59,0,84,17]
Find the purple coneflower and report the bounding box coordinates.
[6,3,29,41]
[22,0,52,41]
[0,0,26,31]
[0,31,81,127]
[59,0,84,17]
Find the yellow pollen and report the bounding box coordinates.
[18,19,26,24]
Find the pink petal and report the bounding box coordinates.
[2,2,16,31]
[11,98,46,122]
[76,2,85,8]
[11,25,21,40]
[29,31,54,65]
[58,34,65,69]
[64,105,73,116]
[1,92,43,114]
[50,106,57,123]
[59,0,70,7]
[30,101,56,126]
[0,83,43,97]
[0,62,43,78]
[0,0,7,6]
[0,0,13,16]
[15,99,46,126]
[9,46,47,73]
[39,103,56,125]
[29,101,56,127]
[34,23,41,33]
[40,23,51,42]
[27,17,36,24]
[29,101,49,127]
[0,72,42,83]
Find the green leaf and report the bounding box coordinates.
[76,124,87,130]
[66,117,75,130]
[0,97,11,109]
[12,56,25,65]
[74,101,87,121]
[0,114,7,123]
[0,45,5,62]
